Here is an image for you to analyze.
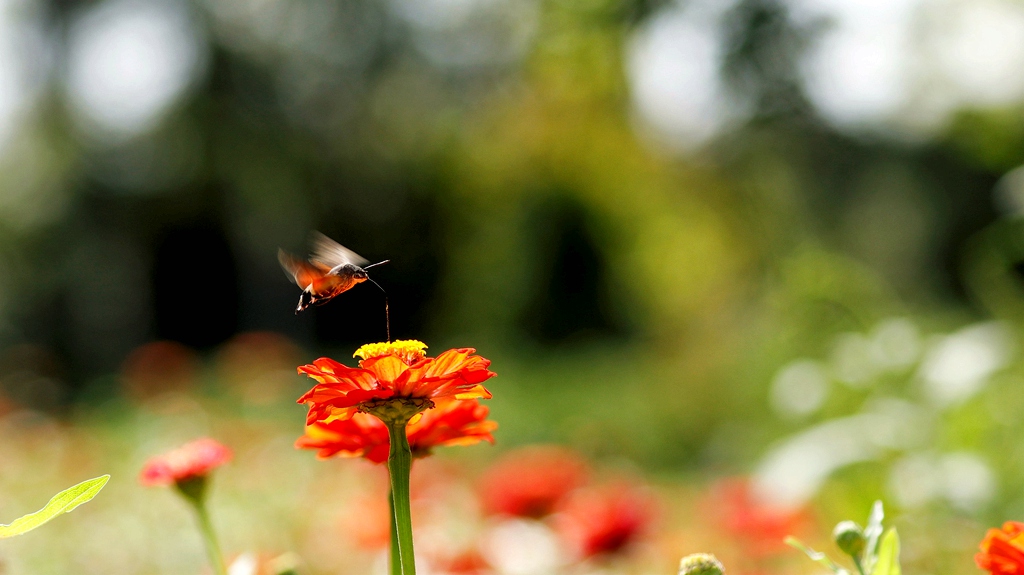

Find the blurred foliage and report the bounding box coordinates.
[0,0,1024,571]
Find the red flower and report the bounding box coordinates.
[554,483,656,559]
[408,399,496,455]
[433,549,491,574]
[338,493,393,549]
[713,478,810,557]
[297,340,495,424]
[296,398,497,463]
[976,521,1024,575]
[479,446,590,518]
[139,438,232,486]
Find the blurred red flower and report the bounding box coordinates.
[554,483,657,559]
[433,549,491,574]
[216,331,300,404]
[713,479,810,557]
[296,398,497,463]
[139,438,232,486]
[338,494,393,549]
[976,521,1024,575]
[479,446,590,518]
[120,340,198,400]
[297,340,495,424]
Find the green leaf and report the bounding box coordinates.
[869,529,900,575]
[786,536,852,575]
[862,500,885,572]
[0,475,110,538]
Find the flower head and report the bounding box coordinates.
[712,478,810,557]
[479,446,590,518]
[139,438,232,487]
[976,521,1024,575]
[679,553,725,575]
[554,482,657,559]
[833,521,866,557]
[296,398,497,463]
[297,340,495,425]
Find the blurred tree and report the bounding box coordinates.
[0,0,1009,452]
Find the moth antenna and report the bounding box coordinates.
[363,259,390,270]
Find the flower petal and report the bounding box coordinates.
[395,349,495,398]
[303,388,395,424]
[422,348,485,378]
[297,398,496,463]
[360,355,411,386]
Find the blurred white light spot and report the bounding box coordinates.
[802,25,909,127]
[770,359,828,418]
[918,322,1013,406]
[888,451,996,510]
[795,0,920,128]
[932,1,1024,107]
[480,519,566,575]
[869,317,921,370]
[831,333,877,387]
[888,453,942,508]
[626,4,734,149]
[941,452,995,511]
[994,164,1024,218]
[861,398,930,450]
[392,0,487,29]
[0,0,50,154]
[0,44,22,153]
[65,0,205,139]
[796,0,1024,133]
[753,415,881,508]
[755,398,931,508]
[390,0,537,68]
[228,553,258,575]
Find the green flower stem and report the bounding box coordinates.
[187,498,228,575]
[386,420,416,575]
[853,556,867,575]
[389,491,402,575]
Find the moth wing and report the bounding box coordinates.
[309,231,369,268]
[278,249,329,289]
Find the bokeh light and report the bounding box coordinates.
[65,0,206,140]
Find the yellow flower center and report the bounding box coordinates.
[353,340,428,364]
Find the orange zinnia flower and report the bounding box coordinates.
[297,340,495,424]
[296,398,497,463]
[977,521,1024,575]
[479,446,590,518]
[139,438,233,486]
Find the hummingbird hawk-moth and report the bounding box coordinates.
[278,232,389,314]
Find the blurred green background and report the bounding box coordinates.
[2,0,1024,572]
